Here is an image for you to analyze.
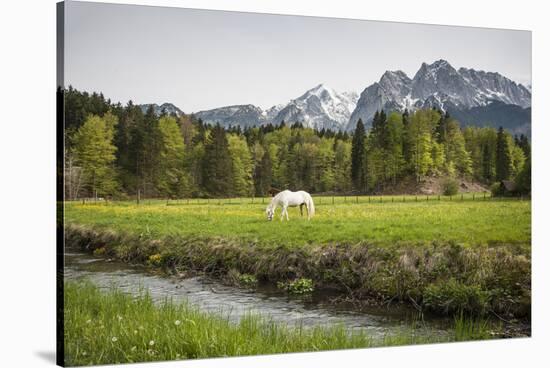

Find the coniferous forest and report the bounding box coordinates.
[62,86,531,200]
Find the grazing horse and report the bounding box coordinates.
[265,190,315,221]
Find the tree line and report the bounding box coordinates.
[62,87,531,199]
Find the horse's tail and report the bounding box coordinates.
[306,193,315,218]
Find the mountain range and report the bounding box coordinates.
[139,103,184,117]
[139,59,531,135]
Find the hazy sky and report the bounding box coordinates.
[64,1,531,112]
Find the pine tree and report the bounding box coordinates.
[254,150,272,196]
[481,142,493,182]
[228,134,254,196]
[351,119,367,192]
[202,124,234,197]
[157,116,188,198]
[496,127,512,181]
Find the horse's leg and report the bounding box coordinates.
[300,204,304,217]
[306,203,310,220]
[286,207,289,221]
[280,205,286,221]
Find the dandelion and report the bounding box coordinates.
[149,340,155,346]
[174,320,181,326]
[131,346,137,352]
[111,336,118,342]
[117,315,123,321]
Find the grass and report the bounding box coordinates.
[64,196,531,248]
[64,281,494,366]
[63,196,531,318]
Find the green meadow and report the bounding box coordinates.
[64,196,531,248]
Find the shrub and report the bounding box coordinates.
[92,247,106,256]
[147,253,162,266]
[423,279,490,315]
[490,182,504,197]
[442,178,459,196]
[238,274,258,288]
[226,269,258,288]
[277,278,314,295]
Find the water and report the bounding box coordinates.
[64,251,453,340]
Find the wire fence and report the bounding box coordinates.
[72,192,530,206]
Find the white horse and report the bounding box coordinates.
[266,190,315,221]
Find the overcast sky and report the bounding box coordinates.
[64,1,531,112]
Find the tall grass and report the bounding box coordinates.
[65,281,495,366]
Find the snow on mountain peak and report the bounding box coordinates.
[273,84,358,130]
[348,59,531,131]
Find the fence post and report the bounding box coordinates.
[426,195,429,201]
[438,195,440,201]
[356,196,358,204]
[461,194,464,201]
[332,196,335,205]
[137,189,140,205]
[415,196,417,202]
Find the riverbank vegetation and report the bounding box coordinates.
[64,281,496,366]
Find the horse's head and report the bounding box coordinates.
[265,205,274,221]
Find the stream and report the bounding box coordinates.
[64,251,454,340]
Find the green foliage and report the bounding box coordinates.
[238,274,258,288]
[65,281,494,365]
[515,157,531,195]
[64,87,530,199]
[442,178,459,196]
[490,182,503,197]
[202,124,233,197]
[157,116,189,198]
[147,253,162,266]
[351,119,367,191]
[423,279,490,315]
[496,127,513,181]
[228,134,254,196]
[453,313,493,341]
[74,113,118,197]
[277,278,314,295]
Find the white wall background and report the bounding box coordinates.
[0,1,548,367]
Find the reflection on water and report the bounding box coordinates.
[64,251,452,340]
